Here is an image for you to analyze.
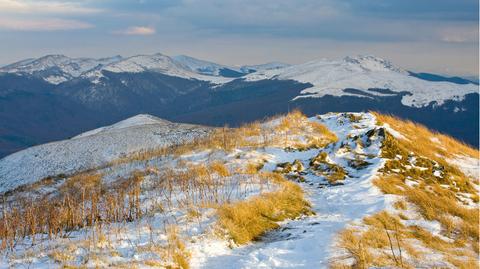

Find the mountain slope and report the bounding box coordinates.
[0,115,211,192]
[173,55,245,77]
[0,112,477,268]
[84,53,234,84]
[0,54,122,84]
[245,55,478,108]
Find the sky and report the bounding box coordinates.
[0,0,478,76]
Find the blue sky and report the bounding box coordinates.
[0,0,478,75]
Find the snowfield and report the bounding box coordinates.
[0,54,122,84]
[0,114,211,193]
[86,53,235,84]
[245,55,478,108]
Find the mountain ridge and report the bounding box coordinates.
[0,53,478,157]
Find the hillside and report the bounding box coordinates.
[0,54,478,158]
[0,115,211,193]
[0,111,477,268]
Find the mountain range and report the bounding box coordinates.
[0,53,478,157]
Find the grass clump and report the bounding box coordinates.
[309,152,347,184]
[217,174,312,245]
[373,112,479,162]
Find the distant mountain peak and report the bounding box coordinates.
[74,114,172,139]
[245,55,477,108]
[343,55,405,73]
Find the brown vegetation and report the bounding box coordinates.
[0,110,338,267]
[334,113,479,268]
[217,172,312,245]
[373,112,479,161]
[0,172,144,250]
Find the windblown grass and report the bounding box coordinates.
[334,113,479,268]
[217,172,312,245]
[373,112,479,161]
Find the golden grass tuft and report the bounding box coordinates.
[333,113,480,268]
[217,174,312,245]
[334,211,422,268]
[165,225,190,269]
[373,112,479,161]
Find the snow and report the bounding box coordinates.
[3,53,477,107]
[0,53,236,84]
[190,113,389,268]
[44,75,69,84]
[382,123,408,140]
[0,115,212,193]
[244,55,478,108]
[0,54,122,84]
[74,114,170,138]
[239,62,291,73]
[173,55,237,76]
[1,111,478,268]
[172,55,290,76]
[449,154,480,180]
[83,53,235,84]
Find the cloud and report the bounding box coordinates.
[439,25,478,43]
[0,17,93,31]
[0,0,102,14]
[114,26,156,35]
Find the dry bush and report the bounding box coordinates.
[0,172,145,251]
[217,175,311,245]
[334,212,418,268]
[336,228,373,268]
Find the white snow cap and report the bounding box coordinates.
[245,55,478,108]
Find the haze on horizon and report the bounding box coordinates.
[0,0,478,76]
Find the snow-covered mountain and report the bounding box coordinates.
[173,55,243,77]
[173,55,290,76]
[245,55,479,107]
[239,61,291,73]
[2,53,476,108]
[0,53,478,159]
[0,114,211,192]
[83,53,235,84]
[0,54,123,84]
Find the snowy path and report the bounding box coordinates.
[191,113,389,268]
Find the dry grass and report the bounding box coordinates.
[374,173,479,257]
[165,225,190,269]
[373,112,479,161]
[0,171,145,250]
[0,110,340,267]
[217,173,312,245]
[334,211,415,268]
[334,113,479,268]
[103,110,337,169]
